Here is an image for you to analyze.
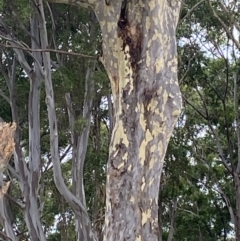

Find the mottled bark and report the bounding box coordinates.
[97,2,182,240]
[48,0,182,240]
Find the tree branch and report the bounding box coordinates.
[234,73,240,174]
[38,1,95,237]
[182,95,207,119]
[207,0,240,51]
[0,43,97,59]
[0,90,10,105]
[0,231,12,241]
[178,0,205,26]
[5,193,25,209]
[218,1,240,34]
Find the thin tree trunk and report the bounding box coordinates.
[167,199,178,241]
[21,4,47,240]
[198,227,203,241]
[233,71,240,241]
[235,173,240,240]
[0,8,47,239]
[1,38,45,240]
[0,170,17,241]
[66,64,95,241]
[158,176,163,241]
[37,1,97,240]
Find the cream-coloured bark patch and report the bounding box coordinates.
[139,132,152,165]
[163,90,168,104]
[130,196,135,203]
[141,176,146,191]
[99,20,106,28]
[128,164,132,171]
[147,99,158,111]
[136,236,142,241]
[149,178,154,186]
[146,16,151,31]
[141,209,151,226]
[148,1,155,11]
[149,157,156,169]
[146,51,151,67]
[112,120,129,150]
[118,161,125,169]
[172,109,181,116]
[155,58,164,73]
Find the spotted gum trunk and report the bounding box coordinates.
[98,1,182,240]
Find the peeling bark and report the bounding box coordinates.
[47,0,182,240]
[96,2,182,240]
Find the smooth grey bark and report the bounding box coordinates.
[234,72,240,240]
[236,176,240,240]
[37,0,97,240]
[167,199,178,241]
[0,163,17,241]
[198,227,203,241]
[22,4,46,240]
[0,49,40,241]
[65,65,95,240]
[158,180,163,241]
[0,6,45,241]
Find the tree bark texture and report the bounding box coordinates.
[48,0,182,240]
[37,0,97,240]
[95,1,182,240]
[167,199,177,241]
[0,10,46,240]
[65,64,95,241]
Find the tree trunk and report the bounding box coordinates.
[37,1,97,240]
[0,13,45,238]
[96,1,182,240]
[167,199,177,241]
[66,65,95,241]
[158,180,163,241]
[22,5,47,240]
[235,173,240,240]
[47,0,182,240]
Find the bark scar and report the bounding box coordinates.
[117,2,142,70]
